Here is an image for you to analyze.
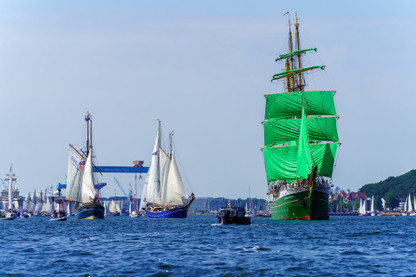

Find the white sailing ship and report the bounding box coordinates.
[140,121,195,218]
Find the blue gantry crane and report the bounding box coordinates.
[113,177,128,197]
[0,178,7,190]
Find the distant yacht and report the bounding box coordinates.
[50,189,67,221]
[359,198,366,217]
[108,200,121,216]
[0,166,18,220]
[370,195,375,216]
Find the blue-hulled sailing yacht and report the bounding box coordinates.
[140,121,195,218]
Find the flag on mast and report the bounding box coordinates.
[283,11,289,16]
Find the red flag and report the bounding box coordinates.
[283,11,289,16]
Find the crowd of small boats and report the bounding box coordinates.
[0,168,68,221]
[1,113,195,221]
[356,194,416,217]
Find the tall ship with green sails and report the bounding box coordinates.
[262,16,340,220]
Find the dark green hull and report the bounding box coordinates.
[271,189,329,220]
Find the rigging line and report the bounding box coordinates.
[173,149,194,195]
[332,142,342,179]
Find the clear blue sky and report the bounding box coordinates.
[0,1,415,198]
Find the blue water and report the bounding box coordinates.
[1,216,416,276]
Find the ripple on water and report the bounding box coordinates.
[1,216,416,276]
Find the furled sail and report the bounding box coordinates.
[66,144,85,203]
[271,65,325,81]
[81,151,96,203]
[275,48,317,61]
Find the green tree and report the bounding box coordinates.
[353,200,359,211]
[374,195,381,210]
[385,193,399,209]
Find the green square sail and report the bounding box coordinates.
[296,109,312,178]
[264,116,338,147]
[265,91,336,120]
[263,143,338,182]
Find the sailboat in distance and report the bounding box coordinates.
[262,15,340,220]
[65,112,105,219]
[0,166,17,220]
[140,121,195,218]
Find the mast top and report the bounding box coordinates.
[85,111,91,121]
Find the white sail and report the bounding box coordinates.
[381,197,386,210]
[145,125,162,204]
[67,201,71,215]
[28,190,36,212]
[414,196,416,211]
[142,122,192,208]
[66,145,85,203]
[408,194,413,212]
[129,200,132,214]
[41,202,48,213]
[404,196,408,212]
[159,148,171,205]
[165,152,188,206]
[34,191,43,213]
[46,190,53,213]
[139,178,148,210]
[81,151,96,203]
[22,193,31,211]
[109,200,116,213]
[363,200,367,214]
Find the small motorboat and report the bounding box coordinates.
[217,205,251,225]
[49,210,67,221]
[0,210,17,220]
[20,212,31,218]
[130,210,140,218]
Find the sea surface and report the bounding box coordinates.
[1,215,416,276]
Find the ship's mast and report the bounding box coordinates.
[6,166,15,210]
[85,112,93,156]
[288,20,295,91]
[285,16,304,92]
[169,131,173,159]
[90,116,93,154]
[295,16,303,92]
[86,112,90,156]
